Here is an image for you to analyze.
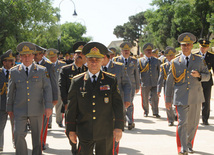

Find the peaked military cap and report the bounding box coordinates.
[73,41,86,53]
[17,42,36,54]
[1,49,15,62]
[109,47,116,54]
[47,48,59,57]
[165,47,176,56]
[82,42,108,58]
[65,52,70,56]
[178,32,196,44]
[120,42,132,50]
[198,39,210,47]
[152,48,159,55]
[143,43,153,51]
[107,49,114,56]
[34,44,46,54]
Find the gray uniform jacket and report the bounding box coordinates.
[157,62,170,93]
[54,60,67,85]
[113,56,140,91]
[0,68,8,111]
[165,54,210,105]
[40,59,58,101]
[106,61,131,102]
[6,63,53,116]
[138,56,161,87]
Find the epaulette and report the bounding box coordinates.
[191,51,199,54]
[171,56,179,63]
[59,60,66,64]
[208,51,214,55]
[193,53,202,57]
[10,65,19,70]
[45,60,53,64]
[73,72,85,79]
[61,64,71,69]
[37,64,46,68]
[114,62,123,66]
[102,71,115,77]
[161,62,168,67]
[175,53,181,57]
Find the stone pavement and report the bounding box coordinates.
[1,87,214,155]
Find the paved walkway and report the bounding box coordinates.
[2,86,214,155]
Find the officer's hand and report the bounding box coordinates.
[157,92,161,97]
[45,109,53,118]
[64,104,68,111]
[69,131,77,144]
[135,89,139,94]
[8,112,14,118]
[124,102,131,108]
[165,102,172,110]
[113,129,122,142]
[52,100,58,106]
[190,70,201,78]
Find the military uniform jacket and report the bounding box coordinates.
[40,59,58,101]
[113,56,140,90]
[0,68,8,111]
[54,60,66,83]
[165,54,210,105]
[195,51,214,86]
[59,63,88,105]
[66,71,124,141]
[6,63,53,116]
[107,61,131,102]
[157,62,171,93]
[138,56,161,87]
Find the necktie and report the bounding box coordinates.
[37,62,39,65]
[103,66,107,72]
[202,54,204,56]
[186,57,189,67]
[125,59,128,66]
[78,67,81,73]
[6,70,9,79]
[26,67,28,76]
[92,75,96,86]
[148,58,151,64]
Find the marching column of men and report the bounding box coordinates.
[0,32,213,155]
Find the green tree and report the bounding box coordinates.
[59,22,91,53]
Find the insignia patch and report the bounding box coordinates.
[45,71,49,78]
[81,92,87,97]
[100,85,110,91]
[104,97,109,103]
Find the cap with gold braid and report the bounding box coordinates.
[47,48,59,58]
[33,44,46,54]
[82,42,108,58]
[16,42,36,54]
[143,43,153,51]
[109,47,116,55]
[1,49,15,62]
[73,41,86,53]
[120,42,132,50]
[178,32,196,44]
[198,39,210,47]
[152,48,159,55]
[164,47,176,56]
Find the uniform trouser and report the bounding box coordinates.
[41,115,49,147]
[0,110,14,150]
[78,136,113,155]
[126,87,135,124]
[176,104,201,153]
[48,95,63,125]
[14,115,43,155]
[141,86,159,115]
[201,84,212,123]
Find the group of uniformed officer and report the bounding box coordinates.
[0,31,213,155]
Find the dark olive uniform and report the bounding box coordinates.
[66,71,124,155]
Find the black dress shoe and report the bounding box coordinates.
[48,124,52,129]
[0,148,3,152]
[58,123,63,127]
[188,148,194,153]
[153,114,161,118]
[128,124,133,130]
[175,115,178,121]
[27,123,31,131]
[168,122,174,126]
[203,121,209,125]
[144,113,148,117]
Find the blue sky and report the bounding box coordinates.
[52,0,154,46]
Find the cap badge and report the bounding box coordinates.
[183,35,191,42]
[90,47,100,54]
[77,45,84,51]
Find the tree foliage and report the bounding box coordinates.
[113,0,214,51]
